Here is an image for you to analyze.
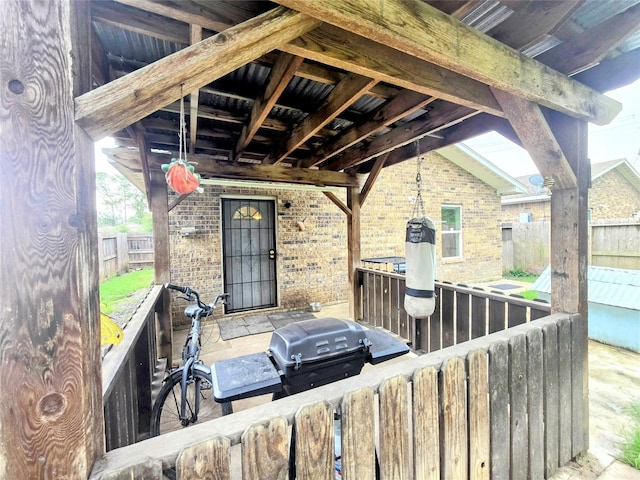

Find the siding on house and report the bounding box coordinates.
[168,152,504,322]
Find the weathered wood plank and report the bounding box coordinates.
[468,350,490,480]
[75,8,321,139]
[509,335,528,480]
[489,341,510,480]
[441,357,467,480]
[176,436,231,480]
[471,290,487,339]
[507,302,527,328]
[341,388,376,480]
[413,366,440,480]
[571,315,587,457]
[347,187,361,321]
[429,287,442,352]
[295,401,334,480]
[489,295,506,334]
[456,290,470,344]
[273,0,621,125]
[101,458,163,480]
[543,323,560,477]
[373,272,382,328]
[558,318,572,465]
[527,328,545,480]
[441,286,455,348]
[382,274,392,333]
[380,375,411,479]
[241,417,289,480]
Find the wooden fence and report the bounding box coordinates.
[356,268,551,352]
[503,220,640,273]
[101,285,163,451]
[90,313,586,480]
[98,233,154,280]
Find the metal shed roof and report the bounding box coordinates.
[533,265,640,311]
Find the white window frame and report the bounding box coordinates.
[441,205,462,259]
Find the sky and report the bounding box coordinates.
[463,77,640,178]
[95,78,640,180]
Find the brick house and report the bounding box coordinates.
[168,144,524,321]
[502,158,640,224]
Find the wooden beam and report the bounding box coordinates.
[1,1,103,477]
[300,90,435,168]
[274,0,621,125]
[189,25,202,155]
[347,186,361,320]
[323,192,351,217]
[75,7,321,140]
[324,102,476,171]
[126,123,152,208]
[284,24,503,116]
[104,148,360,187]
[266,73,378,164]
[491,88,576,189]
[359,153,388,206]
[535,2,640,76]
[234,53,303,160]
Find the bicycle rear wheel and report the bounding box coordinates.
[150,367,224,436]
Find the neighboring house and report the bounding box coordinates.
[168,144,525,322]
[502,158,640,224]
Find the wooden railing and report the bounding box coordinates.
[90,313,586,479]
[101,285,163,451]
[355,268,551,352]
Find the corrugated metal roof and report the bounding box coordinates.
[533,265,640,311]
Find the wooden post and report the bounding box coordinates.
[0,1,103,477]
[347,186,361,320]
[548,111,589,450]
[150,169,173,363]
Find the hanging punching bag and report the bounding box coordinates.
[404,216,436,318]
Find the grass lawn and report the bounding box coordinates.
[100,269,153,314]
[620,402,640,470]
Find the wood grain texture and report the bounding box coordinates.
[441,357,467,480]
[527,328,545,480]
[570,315,586,456]
[468,350,490,480]
[273,0,621,125]
[176,436,231,480]
[295,401,334,480]
[509,335,528,480]
[341,388,376,480]
[379,375,411,479]
[413,366,440,480]
[557,318,573,465]
[75,7,321,139]
[542,323,560,477]
[489,341,510,480]
[241,416,289,480]
[1,1,102,478]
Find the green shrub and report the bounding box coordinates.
[620,402,640,470]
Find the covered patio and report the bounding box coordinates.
[3,1,640,478]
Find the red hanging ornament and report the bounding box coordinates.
[162,158,201,195]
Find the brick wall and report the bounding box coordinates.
[167,152,504,322]
[502,168,640,224]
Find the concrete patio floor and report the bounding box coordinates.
[173,296,640,479]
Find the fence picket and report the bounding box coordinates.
[456,290,470,343]
[441,286,455,347]
[176,436,231,480]
[341,388,376,480]
[558,318,572,465]
[489,341,510,480]
[527,328,545,480]
[571,315,587,456]
[413,366,440,480]
[429,287,442,352]
[441,357,467,480]
[241,416,289,480]
[380,375,411,479]
[543,323,560,477]
[509,335,528,480]
[471,290,486,339]
[468,350,490,480]
[295,401,334,480]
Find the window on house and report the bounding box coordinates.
[232,205,263,221]
[441,205,462,258]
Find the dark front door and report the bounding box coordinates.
[222,198,277,313]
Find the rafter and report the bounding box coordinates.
[189,25,202,155]
[359,152,388,206]
[76,7,321,140]
[234,53,303,161]
[300,90,436,168]
[324,102,476,171]
[265,73,378,164]
[274,0,621,125]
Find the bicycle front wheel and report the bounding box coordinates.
[150,367,224,436]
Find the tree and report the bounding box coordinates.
[96,171,148,229]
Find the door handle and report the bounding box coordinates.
[268,249,276,259]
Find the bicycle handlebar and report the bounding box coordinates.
[164,283,229,310]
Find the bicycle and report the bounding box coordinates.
[150,284,229,437]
